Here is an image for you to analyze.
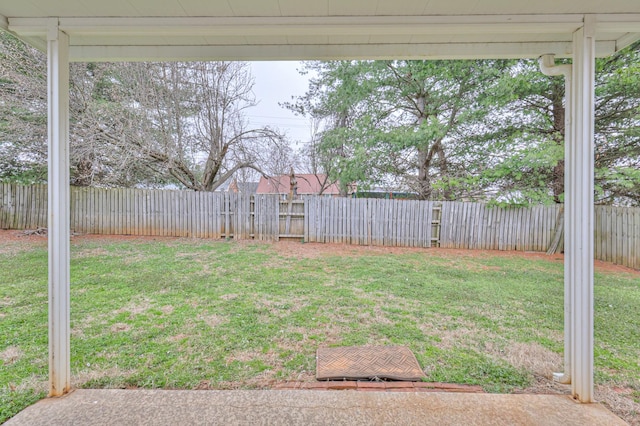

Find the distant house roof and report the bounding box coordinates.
[228,180,259,194]
[214,179,231,192]
[256,174,341,196]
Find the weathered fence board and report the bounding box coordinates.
[1,183,639,269]
[303,197,434,248]
[440,202,561,252]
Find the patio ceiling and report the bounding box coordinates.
[1,1,640,61]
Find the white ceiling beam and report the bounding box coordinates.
[10,15,588,38]
[596,14,640,32]
[615,33,640,51]
[598,23,640,33]
[69,41,617,62]
[594,14,640,51]
[18,35,48,51]
[1,14,47,51]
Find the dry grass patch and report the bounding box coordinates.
[73,247,110,259]
[72,366,138,389]
[198,313,227,328]
[5,376,47,394]
[168,333,189,342]
[355,304,393,325]
[160,305,174,315]
[121,252,155,265]
[420,316,487,350]
[532,328,563,343]
[109,323,131,333]
[220,293,238,301]
[596,385,640,426]
[226,349,268,364]
[1,296,12,309]
[256,296,309,318]
[114,299,151,317]
[499,341,561,379]
[365,291,422,310]
[0,346,24,364]
[514,375,571,396]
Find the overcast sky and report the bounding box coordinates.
[247,61,312,149]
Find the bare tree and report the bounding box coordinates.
[0,32,47,182]
[96,61,286,191]
[2,32,291,190]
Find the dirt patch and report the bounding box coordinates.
[71,326,85,337]
[0,230,48,244]
[168,333,189,342]
[114,299,151,317]
[110,323,131,333]
[220,294,239,301]
[0,346,24,364]
[0,230,47,255]
[160,305,174,315]
[198,314,227,328]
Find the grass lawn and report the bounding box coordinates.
[1,232,639,423]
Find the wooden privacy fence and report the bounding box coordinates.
[1,183,639,269]
[438,202,563,252]
[0,184,283,241]
[304,197,438,247]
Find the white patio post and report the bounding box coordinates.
[570,15,595,403]
[47,19,71,397]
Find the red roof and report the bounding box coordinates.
[256,174,341,195]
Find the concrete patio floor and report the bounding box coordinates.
[5,389,626,426]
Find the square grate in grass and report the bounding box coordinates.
[316,345,426,381]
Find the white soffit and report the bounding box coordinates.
[1,0,640,61]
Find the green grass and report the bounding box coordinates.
[1,236,639,423]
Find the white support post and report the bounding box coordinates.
[570,15,595,403]
[47,19,71,397]
[538,55,572,386]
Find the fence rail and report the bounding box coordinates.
[1,183,639,269]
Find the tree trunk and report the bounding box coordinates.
[551,84,565,203]
[416,94,432,200]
